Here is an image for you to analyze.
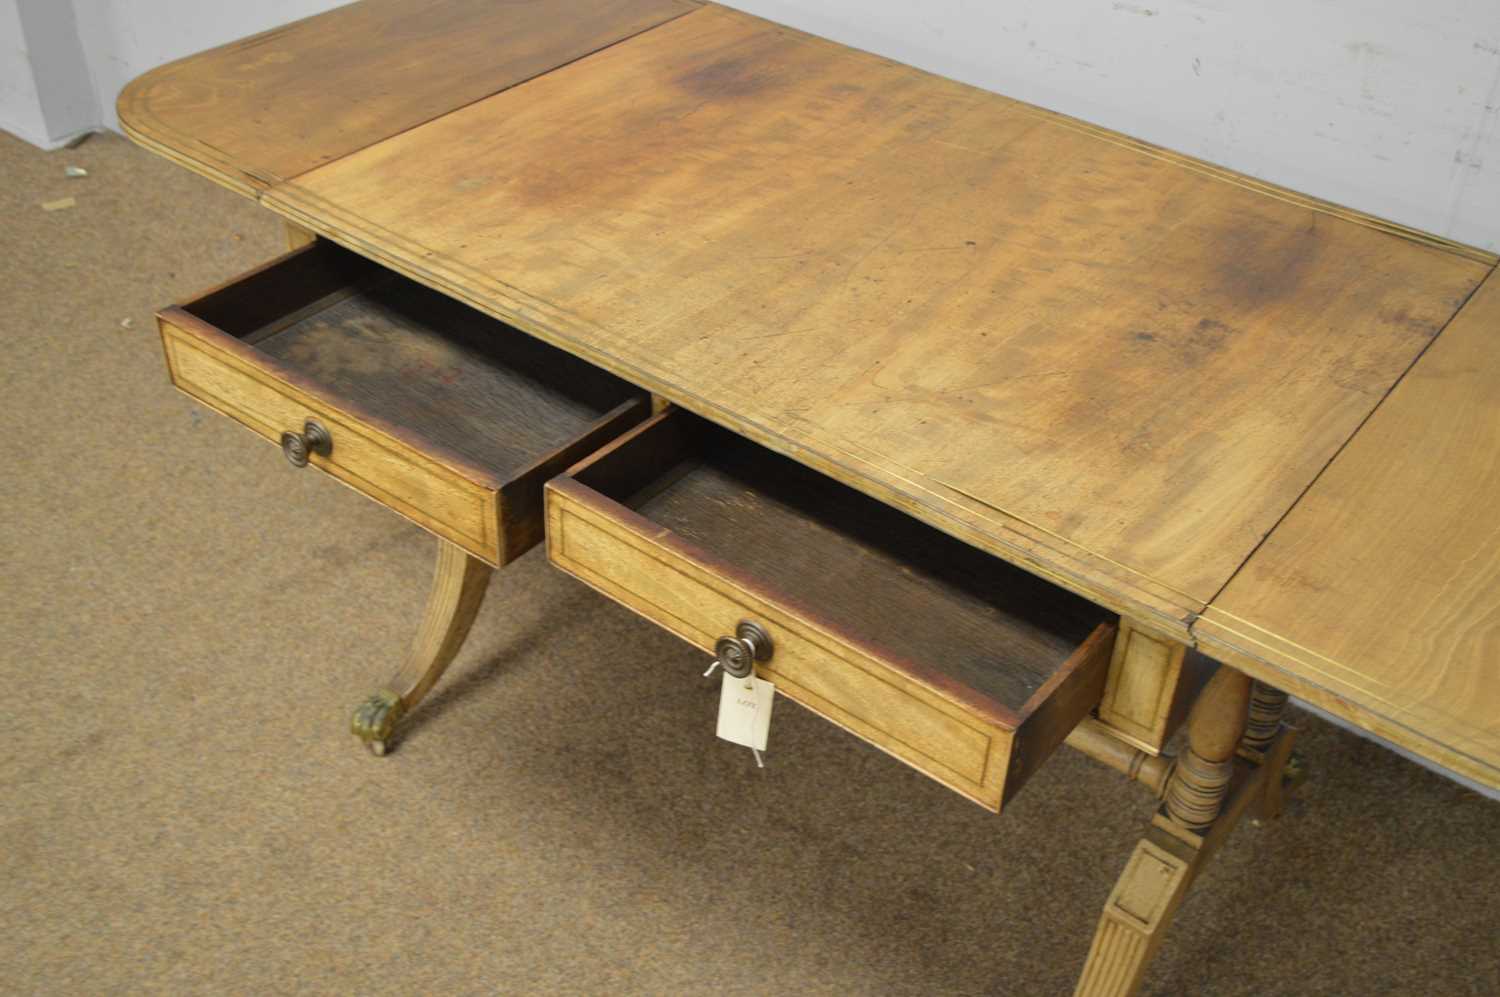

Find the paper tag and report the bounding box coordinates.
[716,672,774,752]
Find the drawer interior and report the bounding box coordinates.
[180,240,643,479]
[571,412,1111,715]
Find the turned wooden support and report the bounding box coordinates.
[1075,676,1297,997]
[1162,667,1252,830]
[1065,718,1175,798]
[1239,681,1289,753]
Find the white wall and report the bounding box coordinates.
[18,0,100,143]
[723,0,1500,251]
[4,0,1498,247]
[0,0,51,144]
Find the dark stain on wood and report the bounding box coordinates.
[1127,319,1230,364]
[1379,304,1446,339]
[1185,317,1232,357]
[1213,217,1324,309]
[675,55,776,99]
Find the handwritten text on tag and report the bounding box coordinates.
[716,673,774,752]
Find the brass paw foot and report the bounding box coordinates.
[1282,750,1307,790]
[351,689,406,756]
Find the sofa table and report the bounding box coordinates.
[118,2,1500,993]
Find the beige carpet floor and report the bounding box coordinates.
[2,128,1497,996]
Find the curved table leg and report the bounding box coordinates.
[1075,666,1298,996]
[351,538,493,756]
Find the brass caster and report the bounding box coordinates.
[351,689,405,756]
[1282,750,1307,790]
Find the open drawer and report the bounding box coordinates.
[158,240,650,566]
[545,410,1116,812]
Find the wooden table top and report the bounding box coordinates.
[1197,275,1500,788]
[119,0,1500,788]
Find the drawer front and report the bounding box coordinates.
[548,482,1015,809]
[162,316,501,560]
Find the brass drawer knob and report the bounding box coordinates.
[280,419,332,467]
[714,620,774,678]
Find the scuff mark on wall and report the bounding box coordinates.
[1444,43,1500,235]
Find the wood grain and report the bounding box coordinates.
[547,409,1115,811]
[117,0,699,194]
[255,274,642,478]
[265,5,1490,634]
[392,537,495,708]
[1162,667,1251,829]
[1075,698,1296,995]
[159,241,648,565]
[161,316,506,557]
[284,221,317,251]
[1097,620,1214,754]
[631,420,1107,712]
[1062,718,1173,798]
[1197,270,1500,791]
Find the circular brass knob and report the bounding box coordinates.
[281,419,332,467]
[714,621,774,679]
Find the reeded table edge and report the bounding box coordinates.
[1195,607,1500,791]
